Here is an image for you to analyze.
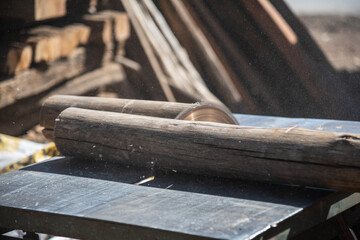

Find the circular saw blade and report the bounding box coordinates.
[175,103,238,125]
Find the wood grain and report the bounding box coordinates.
[0,47,87,109]
[40,95,196,130]
[0,63,127,136]
[1,157,358,239]
[54,108,360,192]
[158,0,242,111]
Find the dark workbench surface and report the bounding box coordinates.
[1,114,360,239]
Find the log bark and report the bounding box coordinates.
[54,108,360,192]
[40,95,197,130]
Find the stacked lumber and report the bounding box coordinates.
[121,0,224,106]
[0,1,133,135]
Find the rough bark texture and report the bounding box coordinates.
[41,95,197,130]
[54,108,360,192]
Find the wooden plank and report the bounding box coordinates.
[23,34,49,63]
[0,63,127,136]
[0,157,359,239]
[49,63,125,95]
[24,23,90,62]
[0,47,87,109]
[121,0,176,102]
[59,24,90,57]
[40,95,195,130]
[70,23,91,45]
[26,26,63,62]
[0,0,66,23]
[54,108,360,192]
[182,0,283,115]
[0,42,32,75]
[158,0,242,111]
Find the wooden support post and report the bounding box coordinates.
[54,108,360,192]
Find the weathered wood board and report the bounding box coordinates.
[0,156,359,239]
[0,63,126,136]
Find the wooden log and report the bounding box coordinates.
[0,42,32,75]
[40,95,196,130]
[54,108,360,192]
[0,0,66,23]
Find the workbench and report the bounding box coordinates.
[1,114,360,239]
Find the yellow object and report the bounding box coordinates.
[0,134,59,174]
[0,134,21,152]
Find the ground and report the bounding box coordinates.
[299,14,360,73]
